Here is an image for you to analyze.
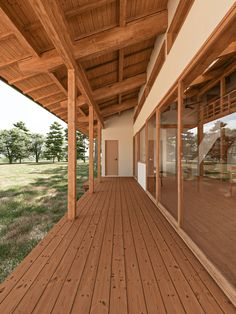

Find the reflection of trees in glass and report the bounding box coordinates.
[182,130,198,162]
[206,120,236,163]
[166,132,176,162]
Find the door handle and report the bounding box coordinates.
[115,158,118,161]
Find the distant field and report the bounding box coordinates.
[0,162,88,282]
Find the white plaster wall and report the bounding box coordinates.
[102,110,133,177]
[134,0,235,134]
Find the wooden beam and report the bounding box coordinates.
[0,6,82,120]
[60,74,145,108]
[97,121,102,183]
[118,50,124,105]
[69,0,115,18]
[0,7,39,57]
[24,82,55,94]
[82,73,146,105]
[219,40,236,57]
[24,0,116,31]
[67,69,77,220]
[177,80,184,227]
[8,73,38,85]
[77,98,137,122]
[102,98,137,117]
[35,91,62,102]
[18,11,168,73]
[89,105,94,193]
[118,0,127,105]
[30,0,104,127]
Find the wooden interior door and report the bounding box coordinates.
[105,140,118,176]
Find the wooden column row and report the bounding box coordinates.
[67,69,77,220]
[89,105,94,194]
[67,72,102,220]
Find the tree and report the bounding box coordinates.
[0,128,28,164]
[44,122,64,162]
[77,131,87,162]
[30,133,45,163]
[13,121,29,134]
[13,121,30,163]
[64,128,87,161]
[182,130,198,162]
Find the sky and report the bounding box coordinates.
[0,80,66,135]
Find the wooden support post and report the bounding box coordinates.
[67,69,77,220]
[97,121,101,183]
[156,108,161,203]
[177,80,184,227]
[89,105,94,193]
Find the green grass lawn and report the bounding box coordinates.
[0,161,89,283]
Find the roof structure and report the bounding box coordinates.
[0,0,168,134]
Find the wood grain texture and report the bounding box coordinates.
[89,105,94,193]
[67,69,77,220]
[0,178,235,313]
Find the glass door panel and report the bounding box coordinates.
[147,114,156,198]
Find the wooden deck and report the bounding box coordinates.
[0,177,235,314]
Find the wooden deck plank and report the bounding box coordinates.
[14,181,105,313]
[129,179,225,314]
[128,180,186,314]
[0,185,93,311]
[123,179,166,313]
[132,180,236,313]
[0,216,66,303]
[128,180,205,313]
[69,179,115,313]
[120,179,148,313]
[158,203,236,314]
[0,178,235,314]
[109,178,128,314]
[89,178,116,313]
[51,180,113,313]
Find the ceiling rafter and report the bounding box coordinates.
[18,11,168,74]
[0,4,87,120]
[60,73,146,108]
[118,0,127,106]
[24,82,55,94]
[23,0,116,32]
[29,0,104,127]
[60,98,137,123]
[0,7,39,57]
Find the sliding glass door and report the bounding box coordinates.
[159,103,178,219]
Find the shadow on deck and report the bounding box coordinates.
[0,178,235,313]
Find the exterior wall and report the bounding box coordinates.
[102,110,133,177]
[134,0,235,134]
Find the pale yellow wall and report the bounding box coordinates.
[134,0,235,134]
[138,0,179,103]
[102,110,133,177]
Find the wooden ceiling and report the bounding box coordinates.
[0,0,168,134]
